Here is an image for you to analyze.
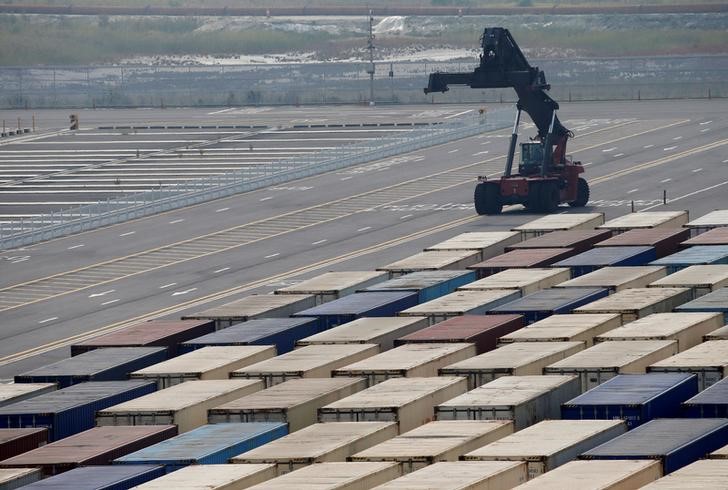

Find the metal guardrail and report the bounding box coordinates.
[0,109,513,250]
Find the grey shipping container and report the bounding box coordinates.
[468,248,578,278]
[553,246,657,277]
[573,287,693,324]
[275,271,389,303]
[243,462,401,489]
[362,270,477,302]
[497,313,622,347]
[555,266,668,292]
[675,287,728,322]
[512,213,605,239]
[640,459,728,489]
[183,294,317,329]
[296,317,430,351]
[15,465,165,490]
[488,287,609,324]
[682,377,728,417]
[597,211,688,234]
[0,468,42,490]
[595,228,690,258]
[504,229,613,253]
[425,231,522,258]
[681,227,728,246]
[377,250,482,277]
[650,245,728,273]
[398,290,520,325]
[0,383,56,408]
[684,209,728,232]
[648,340,728,390]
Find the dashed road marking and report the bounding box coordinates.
[38,317,58,324]
[661,178,672,183]
[119,231,136,237]
[265,253,280,259]
[673,136,683,140]
[213,267,230,273]
[357,227,371,232]
[88,289,115,298]
[172,288,197,296]
[101,299,120,306]
[701,128,711,133]
[643,144,654,149]
[700,120,713,125]
[613,153,624,157]
[400,214,413,219]
[692,168,703,173]
[259,197,273,201]
[215,207,230,213]
[341,176,353,181]
[602,147,617,152]
[627,188,639,194]
[663,146,678,151]
[159,283,177,289]
[67,244,85,250]
[447,149,460,154]
[169,219,185,224]
[312,239,327,245]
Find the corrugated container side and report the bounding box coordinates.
[497,313,623,347]
[595,228,690,258]
[674,287,728,323]
[362,270,477,303]
[647,340,728,390]
[488,287,610,324]
[648,265,728,299]
[274,271,389,303]
[554,266,668,293]
[293,292,419,330]
[296,317,430,351]
[553,246,657,277]
[16,465,166,490]
[377,251,483,277]
[682,377,728,417]
[573,288,693,324]
[468,249,577,279]
[425,231,523,258]
[649,245,728,273]
[0,468,42,489]
[640,459,728,488]
[512,213,605,239]
[505,230,613,253]
[183,294,317,329]
[514,459,662,489]
[0,428,48,460]
[0,384,57,408]
[398,290,521,326]
[242,461,401,489]
[371,461,528,490]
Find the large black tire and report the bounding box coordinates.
[524,182,542,213]
[474,182,503,215]
[569,177,590,207]
[539,182,560,213]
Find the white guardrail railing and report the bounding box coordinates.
[0,109,513,250]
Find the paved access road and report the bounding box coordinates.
[0,99,726,377]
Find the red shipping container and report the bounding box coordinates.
[595,228,690,258]
[505,230,613,253]
[0,428,48,460]
[469,248,577,278]
[394,314,524,354]
[682,228,728,247]
[0,425,176,476]
[71,320,215,356]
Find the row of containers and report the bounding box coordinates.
[1,209,728,488]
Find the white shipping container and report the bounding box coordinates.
[458,268,571,295]
[350,420,513,473]
[130,346,276,388]
[594,312,724,352]
[649,265,728,298]
[545,340,678,392]
[133,464,277,490]
[0,468,41,489]
[425,231,522,260]
[296,317,430,350]
[573,287,693,323]
[231,422,398,476]
[371,461,528,490]
[598,211,688,233]
[514,459,662,489]
[95,379,263,433]
[555,266,667,292]
[183,294,317,328]
[648,340,728,390]
[440,342,584,390]
[377,251,482,277]
[319,377,468,434]
[245,462,401,490]
[208,378,367,432]
[232,344,380,387]
[498,313,623,347]
[436,375,581,430]
[398,290,520,325]
[275,271,389,304]
[463,419,627,479]
[684,209,728,232]
[0,383,56,407]
[705,325,728,341]
[513,213,605,239]
[333,343,476,387]
[640,459,728,489]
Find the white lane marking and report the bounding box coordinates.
[341,176,353,181]
[641,180,728,211]
[673,136,683,140]
[207,107,235,115]
[627,188,639,194]
[447,149,460,154]
[213,267,230,273]
[700,120,713,125]
[701,128,711,133]
[101,299,120,306]
[172,288,197,296]
[88,289,115,298]
[169,218,184,224]
[473,151,489,156]
[663,146,678,151]
[661,178,672,183]
[259,196,273,201]
[265,253,280,259]
[481,142,490,146]
[692,168,703,173]
[119,231,136,237]
[312,239,327,245]
[723,159,728,163]
[38,317,58,324]
[357,226,371,232]
[613,153,624,157]
[67,244,84,250]
[602,147,617,152]
[643,144,654,149]
[400,214,413,219]
[215,207,230,213]
[159,282,177,289]
[443,109,474,119]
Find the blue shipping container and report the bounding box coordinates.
[553,246,657,277]
[487,287,609,324]
[562,373,699,429]
[18,465,165,490]
[580,418,728,474]
[114,422,287,473]
[179,317,319,354]
[675,288,728,323]
[650,245,728,273]
[0,381,156,441]
[362,270,477,302]
[14,347,168,388]
[683,377,728,417]
[293,291,419,330]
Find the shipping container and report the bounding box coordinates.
[512,213,605,239]
[395,314,524,354]
[372,461,528,490]
[711,441,728,458]
[245,462,401,490]
[561,373,698,429]
[17,465,166,490]
[704,325,728,341]
[683,377,728,417]
[650,245,728,273]
[545,341,678,392]
[424,231,522,260]
[70,319,215,357]
[463,419,627,479]
[0,380,156,441]
[594,312,723,351]
[319,377,467,434]
[598,211,689,234]
[684,209,728,232]
[0,383,56,408]
[505,229,613,253]
[297,317,430,351]
[398,290,520,325]
[293,292,419,330]
[333,343,476,387]
[0,428,48,460]
[350,420,513,473]
[377,250,482,277]
[573,288,692,323]
[497,313,622,347]
[179,317,320,355]
[555,266,667,292]
[640,459,728,489]
[458,268,571,295]
[488,287,609,324]
[675,287,728,322]
[362,270,476,303]
[0,425,176,476]
[231,422,398,475]
[14,347,168,388]
[436,375,580,430]
[275,271,389,304]
[553,246,657,277]
[649,340,728,390]
[96,379,263,433]
[649,265,728,298]
[514,459,662,489]
[114,422,287,473]
[468,249,577,278]
[439,342,584,390]
[231,344,379,388]
[132,464,277,490]
[209,378,366,432]
[595,228,690,258]
[183,294,317,329]
[580,418,728,474]
[681,226,728,246]
[130,346,276,389]
[0,468,41,489]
